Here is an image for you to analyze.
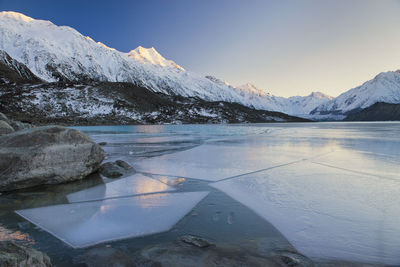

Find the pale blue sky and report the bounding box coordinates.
[1,0,400,97]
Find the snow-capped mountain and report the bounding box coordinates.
[0,11,331,118]
[311,71,400,118]
[234,83,333,116]
[0,11,245,101]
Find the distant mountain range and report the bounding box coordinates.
[0,11,399,122]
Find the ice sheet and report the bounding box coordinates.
[67,174,175,203]
[211,161,400,265]
[312,149,400,181]
[16,191,209,248]
[133,143,312,181]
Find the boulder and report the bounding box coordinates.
[0,241,52,267]
[0,126,105,191]
[0,120,14,136]
[99,160,134,178]
[8,120,33,131]
[0,112,9,123]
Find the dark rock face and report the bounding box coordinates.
[0,126,105,191]
[344,102,400,121]
[0,50,42,84]
[0,241,52,267]
[99,160,134,178]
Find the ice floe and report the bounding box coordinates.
[16,191,209,248]
[211,161,400,265]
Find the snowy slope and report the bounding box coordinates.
[234,83,333,116]
[0,11,331,117]
[311,71,400,116]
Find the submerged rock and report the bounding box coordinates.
[0,120,14,135]
[0,241,52,267]
[180,235,213,248]
[273,251,314,267]
[99,160,134,178]
[138,241,280,267]
[76,247,159,267]
[0,126,105,191]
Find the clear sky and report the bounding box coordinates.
[1,0,400,97]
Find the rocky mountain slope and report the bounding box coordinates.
[0,51,307,124]
[344,102,400,121]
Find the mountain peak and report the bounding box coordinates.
[0,11,34,23]
[308,91,333,99]
[236,83,271,96]
[127,46,184,70]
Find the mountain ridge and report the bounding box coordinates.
[0,11,399,121]
[0,11,332,117]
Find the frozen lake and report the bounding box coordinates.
[2,122,400,266]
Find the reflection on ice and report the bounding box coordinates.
[16,191,209,248]
[211,161,400,265]
[312,149,400,181]
[67,174,174,203]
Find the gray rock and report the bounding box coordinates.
[9,120,33,131]
[0,241,52,267]
[0,126,105,191]
[0,112,9,123]
[0,120,14,136]
[99,160,134,178]
[273,251,314,267]
[180,235,213,248]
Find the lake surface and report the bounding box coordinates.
[1,122,400,266]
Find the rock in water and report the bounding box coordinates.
[0,126,105,191]
[0,112,9,123]
[180,235,213,248]
[0,241,52,267]
[99,160,134,178]
[0,120,14,136]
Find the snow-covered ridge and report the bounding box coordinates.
[0,11,333,117]
[312,71,400,116]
